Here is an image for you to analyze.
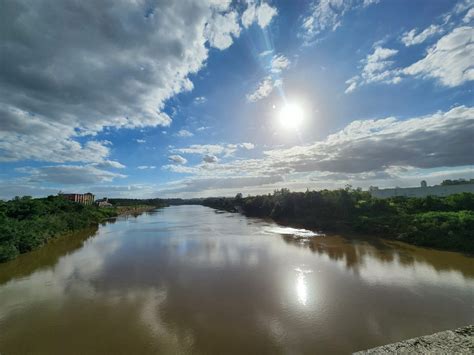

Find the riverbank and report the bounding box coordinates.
[116,204,157,216]
[354,325,473,354]
[200,189,474,254]
[0,196,167,263]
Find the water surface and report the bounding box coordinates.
[0,205,473,354]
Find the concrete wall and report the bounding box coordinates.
[370,184,474,199]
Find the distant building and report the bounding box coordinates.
[369,181,474,199]
[59,192,95,205]
[96,197,113,207]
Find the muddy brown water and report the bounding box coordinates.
[0,205,473,354]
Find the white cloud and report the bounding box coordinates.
[241,142,255,150]
[194,96,207,104]
[137,165,156,170]
[159,106,474,196]
[345,46,400,93]
[175,129,194,137]
[259,50,274,57]
[464,8,474,23]
[403,26,474,87]
[93,160,126,169]
[136,139,146,144]
[168,155,188,165]
[302,0,379,40]
[203,154,219,163]
[19,165,127,184]
[347,25,474,92]
[205,10,241,50]
[0,0,250,164]
[270,54,290,73]
[242,1,277,28]
[247,76,278,102]
[401,25,444,47]
[171,143,254,157]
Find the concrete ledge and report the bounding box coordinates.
[354,325,473,354]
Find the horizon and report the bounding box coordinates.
[1,0,473,200]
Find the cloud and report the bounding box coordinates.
[402,26,474,87]
[347,26,474,92]
[168,155,188,165]
[464,8,474,23]
[19,165,127,185]
[194,96,207,104]
[136,139,146,144]
[205,10,241,50]
[270,55,291,73]
[401,25,444,46]
[262,105,474,174]
[302,0,379,40]
[137,166,156,170]
[345,46,400,93]
[175,129,194,137]
[202,154,219,163]
[247,76,280,102]
[241,142,255,150]
[242,1,278,28]
[161,106,474,195]
[93,160,126,169]
[171,143,255,157]
[0,0,247,164]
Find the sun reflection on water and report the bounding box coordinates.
[295,267,312,306]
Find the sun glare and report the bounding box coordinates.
[279,103,305,130]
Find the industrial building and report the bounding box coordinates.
[369,181,474,199]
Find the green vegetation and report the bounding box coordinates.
[108,198,168,207]
[201,189,474,253]
[0,196,118,262]
[0,196,169,263]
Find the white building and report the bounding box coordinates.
[369,181,474,199]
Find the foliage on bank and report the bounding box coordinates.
[108,198,168,207]
[201,189,474,253]
[0,196,118,262]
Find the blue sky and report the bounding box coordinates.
[0,0,473,199]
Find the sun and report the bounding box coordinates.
[278,103,305,130]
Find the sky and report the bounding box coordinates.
[0,0,473,199]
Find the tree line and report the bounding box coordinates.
[0,195,167,263]
[201,188,474,254]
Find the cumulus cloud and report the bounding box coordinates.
[345,46,400,93]
[401,25,444,47]
[302,0,379,40]
[175,130,194,137]
[168,155,188,165]
[242,1,278,28]
[137,166,156,170]
[270,55,291,73]
[136,139,146,144]
[247,53,289,102]
[205,10,241,50]
[0,0,250,164]
[402,26,474,87]
[263,105,474,174]
[18,165,127,185]
[171,143,255,157]
[247,76,281,102]
[203,154,219,163]
[162,106,474,195]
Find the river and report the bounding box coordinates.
[0,205,473,354]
